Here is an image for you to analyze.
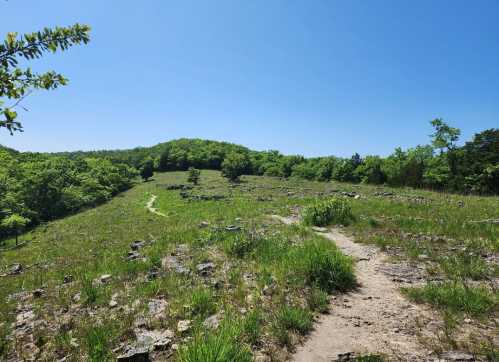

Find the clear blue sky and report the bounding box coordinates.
[1,0,498,157]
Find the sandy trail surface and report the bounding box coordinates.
[271,215,434,362]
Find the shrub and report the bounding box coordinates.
[178,321,252,362]
[293,239,355,293]
[403,282,497,317]
[221,153,250,182]
[302,198,355,227]
[187,167,201,185]
[140,158,154,181]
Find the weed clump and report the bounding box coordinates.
[273,305,313,347]
[307,287,330,313]
[292,239,355,293]
[178,320,252,362]
[302,198,355,227]
[223,234,258,258]
[190,288,216,318]
[403,281,498,317]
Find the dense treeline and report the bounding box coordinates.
[0,150,136,240]
[61,122,497,195]
[1,121,497,240]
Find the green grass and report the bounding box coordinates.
[403,282,498,317]
[190,287,217,318]
[0,170,497,360]
[178,321,252,362]
[273,305,313,347]
[292,239,355,293]
[307,287,330,313]
[84,325,114,362]
[303,197,355,226]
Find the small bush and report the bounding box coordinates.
[302,198,355,227]
[187,167,201,185]
[293,239,355,293]
[190,288,216,318]
[403,282,497,317]
[307,287,329,313]
[178,321,252,362]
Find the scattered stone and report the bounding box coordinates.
[109,300,118,308]
[148,299,168,316]
[335,352,355,361]
[136,330,174,351]
[9,263,23,275]
[72,292,81,303]
[32,289,45,298]
[162,256,190,275]
[127,251,142,261]
[354,195,361,199]
[440,351,474,361]
[63,275,73,284]
[146,267,160,281]
[211,279,224,289]
[312,226,328,233]
[196,262,215,276]
[225,225,241,232]
[199,221,210,228]
[160,184,193,191]
[117,346,150,362]
[177,320,191,333]
[254,352,271,362]
[100,274,112,283]
[203,314,221,330]
[130,240,146,250]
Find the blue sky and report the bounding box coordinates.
[1,0,498,157]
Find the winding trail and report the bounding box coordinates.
[146,195,166,217]
[271,215,433,362]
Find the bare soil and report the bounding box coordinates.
[272,215,436,362]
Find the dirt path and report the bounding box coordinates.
[146,195,166,217]
[271,215,433,362]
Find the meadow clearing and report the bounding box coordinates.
[0,170,497,361]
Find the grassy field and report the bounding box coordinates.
[0,170,497,361]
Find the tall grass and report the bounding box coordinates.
[178,321,252,362]
[303,197,355,226]
[403,282,498,317]
[291,239,355,293]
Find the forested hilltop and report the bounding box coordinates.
[59,122,498,194]
[1,121,498,240]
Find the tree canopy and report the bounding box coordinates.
[0,24,90,134]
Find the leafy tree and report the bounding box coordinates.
[1,214,29,245]
[355,156,386,184]
[187,167,201,185]
[1,24,91,134]
[430,118,461,154]
[221,152,250,182]
[140,158,154,182]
